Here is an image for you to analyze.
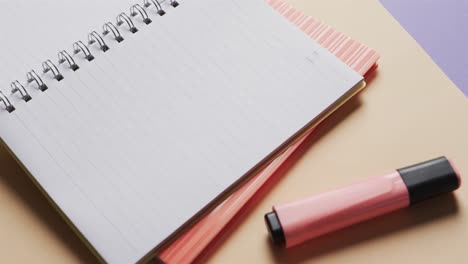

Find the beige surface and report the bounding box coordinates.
[0,0,467,263]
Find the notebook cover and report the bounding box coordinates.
[158,1,380,263]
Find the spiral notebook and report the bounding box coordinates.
[0,0,364,263]
[160,1,380,262]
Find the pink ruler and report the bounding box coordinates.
[159,1,380,263]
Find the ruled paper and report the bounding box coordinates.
[0,0,362,263]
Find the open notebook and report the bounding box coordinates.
[159,1,380,263]
[0,0,364,263]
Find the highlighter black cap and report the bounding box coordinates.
[264,212,285,246]
[398,156,461,205]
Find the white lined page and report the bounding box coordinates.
[0,0,362,263]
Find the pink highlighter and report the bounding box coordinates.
[265,157,462,248]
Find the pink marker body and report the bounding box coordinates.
[265,157,461,248]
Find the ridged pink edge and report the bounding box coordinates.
[159,1,380,263]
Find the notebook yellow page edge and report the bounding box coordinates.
[140,79,366,263]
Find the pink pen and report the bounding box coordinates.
[265,156,462,248]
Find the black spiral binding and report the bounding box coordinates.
[0,0,179,113]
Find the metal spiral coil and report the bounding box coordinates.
[169,0,179,7]
[144,0,166,16]
[58,50,80,71]
[103,22,124,43]
[1,0,182,113]
[0,91,15,113]
[42,60,64,81]
[73,41,95,61]
[117,13,139,33]
[88,31,110,52]
[27,70,48,92]
[11,81,32,102]
[130,4,152,25]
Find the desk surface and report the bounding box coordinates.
[0,0,467,263]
